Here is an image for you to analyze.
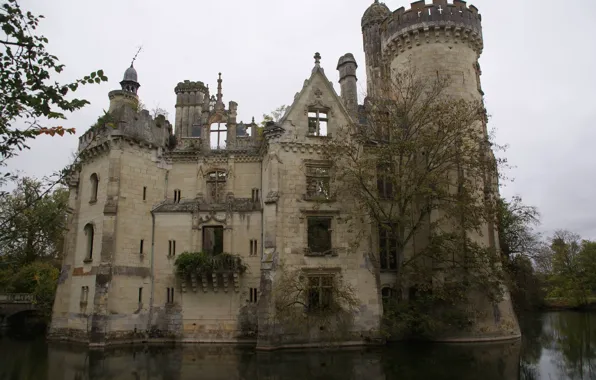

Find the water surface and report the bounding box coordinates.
[0,312,594,379]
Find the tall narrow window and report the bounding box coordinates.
[167,287,175,304]
[210,122,227,149]
[83,223,94,261]
[251,188,260,202]
[379,224,398,270]
[138,287,143,304]
[203,226,224,255]
[89,173,99,202]
[307,275,334,312]
[168,240,176,257]
[140,239,144,255]
[249,239,258,256]
[306,164,331,200]
[173,189,181,203]
[307,109,329,137]
[207,171,227,203]
[249,288,258,303]
[80,286,89,305]
[377,164,394,199]
[143,186,147,201]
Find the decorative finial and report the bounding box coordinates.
[131,46,143,67]
[374,0,379,3]
[216,72,223,108]
[252,116,255,124]
[314,52,321,65]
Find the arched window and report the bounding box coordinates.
[89,173,99,202]
[207,170,227,203]
[84,223,94,261]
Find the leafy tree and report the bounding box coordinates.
[496,195,546,310]
[260,105,288,127]
[497,195,541,259]
[6,261,59,320]
[319,63,506,338]
[0,0,107,183]
[0,177,69,267]
[548,230,592,306]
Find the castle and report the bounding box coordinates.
[49,0,520,349]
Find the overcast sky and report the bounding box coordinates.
[7,0,596,240]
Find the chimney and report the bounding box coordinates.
[337,53,359,117]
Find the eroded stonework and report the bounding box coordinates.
[49,0,519,349]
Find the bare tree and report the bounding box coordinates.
[319,63,507,332]
[268,261,360,347]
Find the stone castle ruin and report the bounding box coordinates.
[49,0,520,348]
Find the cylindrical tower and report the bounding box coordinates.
[361,0,520,342]
[337,53,359,116]
[108,64,141,113]
[174,80,209,138]
[380,0,484,102]
[361,0,391,98]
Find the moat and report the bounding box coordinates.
[0,312,593,379]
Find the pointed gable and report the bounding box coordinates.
[278,53,355,141]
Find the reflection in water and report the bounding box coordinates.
[0,339,521,380]
[9,313,596,380]
[520,312,596,380]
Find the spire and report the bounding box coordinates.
[215,72,224,111]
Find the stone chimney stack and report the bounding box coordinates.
[337,53,358,116]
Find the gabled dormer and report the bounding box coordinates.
[275,53,357,143]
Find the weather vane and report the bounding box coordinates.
[131,46,143,66]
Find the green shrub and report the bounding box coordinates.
[174,252,247,277]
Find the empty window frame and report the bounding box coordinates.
[305,164,331,200]
[207,170,227,203]
[307,217,332,255]
[203,226,224,255]
[173,189,181,203]
[307,109,328,137]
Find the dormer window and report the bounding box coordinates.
[207,170,227,203]
[307,109,328,137]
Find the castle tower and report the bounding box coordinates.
[380,0,484,103]
[361,0,520,341]
[361,0,391,98]
[174,80,209,138]
[108,64,141,112]
[336,53,359,116]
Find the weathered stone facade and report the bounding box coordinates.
[49,0,519,349]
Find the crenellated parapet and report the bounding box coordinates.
[78,106,172,158]
[174,80,209,106]
[381,0,483,59]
